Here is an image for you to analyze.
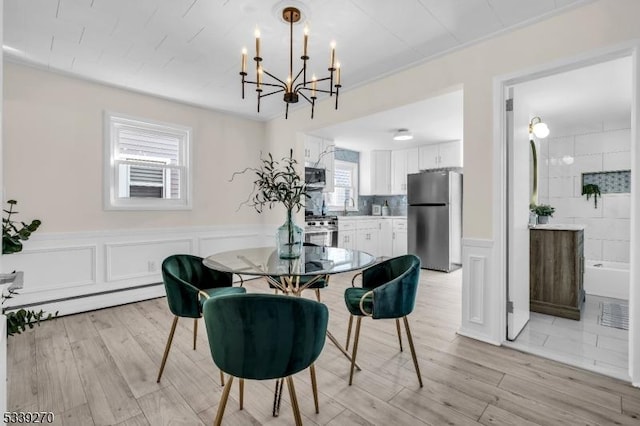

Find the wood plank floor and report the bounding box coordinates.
[8,268,640,425]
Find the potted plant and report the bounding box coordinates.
[231,149,309,258]
[582,183,601,208]
[532,204,555,224]
[1,200,56,335]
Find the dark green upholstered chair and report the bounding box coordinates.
[344,254,423,387]
[203,293,328,426]
[156,254,246,384]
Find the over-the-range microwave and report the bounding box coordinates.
[305,167,326,188]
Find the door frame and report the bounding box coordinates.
[492,41,640,384]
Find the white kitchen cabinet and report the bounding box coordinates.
[338,220,357,250]
[304,135,323,166]
[355,219,380,257]
[392,218,408,256]
[418,140,463,170]
[391,148,420,194]
[371,150,391,195]
[438,140,463,168]
[379,219,393,258]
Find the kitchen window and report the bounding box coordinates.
[104,112,192,210]
[327,160,358,210]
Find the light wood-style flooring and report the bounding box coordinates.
[8,269,640,425]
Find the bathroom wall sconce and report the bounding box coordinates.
[529,116,550,138]
[393,129,414,141]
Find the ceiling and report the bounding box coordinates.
[4,0,591,120]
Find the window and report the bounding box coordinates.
[327,160,358,210]
[104,112,191,210]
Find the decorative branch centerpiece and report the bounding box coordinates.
[232,149,309,258]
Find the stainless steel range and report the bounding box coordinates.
[304,215,338,247]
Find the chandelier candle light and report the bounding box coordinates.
[240,6,341,119]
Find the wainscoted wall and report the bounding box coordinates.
[537,122,631,263]
[2,224,274,316]
[459,238,499,345]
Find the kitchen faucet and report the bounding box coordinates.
[343,197,355,215]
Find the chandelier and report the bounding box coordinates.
[240,6,341,119]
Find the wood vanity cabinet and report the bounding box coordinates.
[529,228,585,320]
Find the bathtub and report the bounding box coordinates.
[583,260,629,300]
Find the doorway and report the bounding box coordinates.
[497,47,638,382]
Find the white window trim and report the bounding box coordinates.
[103,111,193,211]
[328,160,359,211]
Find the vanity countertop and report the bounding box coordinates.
[337,215,407,220]
[530,224,586,231]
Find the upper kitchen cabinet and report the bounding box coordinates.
[361,150,392,195]
[418,140,463,170]
[304,135,335,192]
[391,148,419,194]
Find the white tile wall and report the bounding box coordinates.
[539,125,631,262]
[602,240,630,263]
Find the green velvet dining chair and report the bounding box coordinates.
[203,293,328,426]
[344,254,423,387]
[156,254,246,384]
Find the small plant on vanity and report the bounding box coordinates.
[582,183,601,209]
[531,204,555,224]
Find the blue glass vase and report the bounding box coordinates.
[277,210,303,259]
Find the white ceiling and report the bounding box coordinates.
[311,90,463,150]
[4,0,590,120]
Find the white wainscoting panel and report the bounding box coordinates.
[459,238,501,345]
[105,238,193,282]
[3,245,96,292]
[2,224,272,316]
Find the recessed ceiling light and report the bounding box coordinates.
[393,129,413,141]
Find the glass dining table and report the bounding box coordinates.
[203,245,376,416]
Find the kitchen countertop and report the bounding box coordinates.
[336,215,407,220]
[530,224,586,231]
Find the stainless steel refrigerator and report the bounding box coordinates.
[407,171,462,272]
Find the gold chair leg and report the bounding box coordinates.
[219,371,225,387]
[214,376,234,426]
[349,317,363,385]
[403,316,423,388]
[395,318,403,352]
[193,318,198,350]
[239,378,244,410]
[315,288,321,302]
[286,377,303,426]
[310,364,319,414]
[345,315,353,350]
[156,316,179,383]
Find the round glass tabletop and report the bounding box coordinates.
[203,246,376,277]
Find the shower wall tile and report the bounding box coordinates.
[602,240,630,263]
[602,194,631,219]
[584,238,603,261]
[548,136,574,158]
[581,218,630,241]
[603,151,631,171]
[571,154,603,175]
[538,177,549,200]
[575,129,630,156]
[548,176,575,198]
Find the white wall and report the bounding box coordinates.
[4,62,266,232]
[539,122,631,263]
[265,0,640,382]
[2,62,274,313]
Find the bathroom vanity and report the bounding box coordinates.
[529,224,585,320]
